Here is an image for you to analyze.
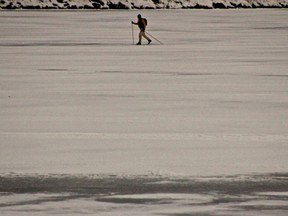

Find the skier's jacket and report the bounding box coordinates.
[137,18,147,31]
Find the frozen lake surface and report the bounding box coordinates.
[0,9,288,215]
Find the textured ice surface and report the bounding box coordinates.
[1,173,288,216]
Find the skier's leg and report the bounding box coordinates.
[137,31,143,45]
[143,32,151,41]
[143,31,152,44]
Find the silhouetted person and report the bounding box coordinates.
[132,14,151,45]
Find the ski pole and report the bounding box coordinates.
[146,32,163,45]
[131,23,135,45]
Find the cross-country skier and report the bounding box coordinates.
[131,14,152,45]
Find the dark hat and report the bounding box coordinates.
[137,14,142,18]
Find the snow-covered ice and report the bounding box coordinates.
[1,9,287,176]
[0,9,288,215]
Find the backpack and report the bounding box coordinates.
[143,18,147,26]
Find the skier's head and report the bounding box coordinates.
[137,14,142,19]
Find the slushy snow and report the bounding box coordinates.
[1,0,288,9]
